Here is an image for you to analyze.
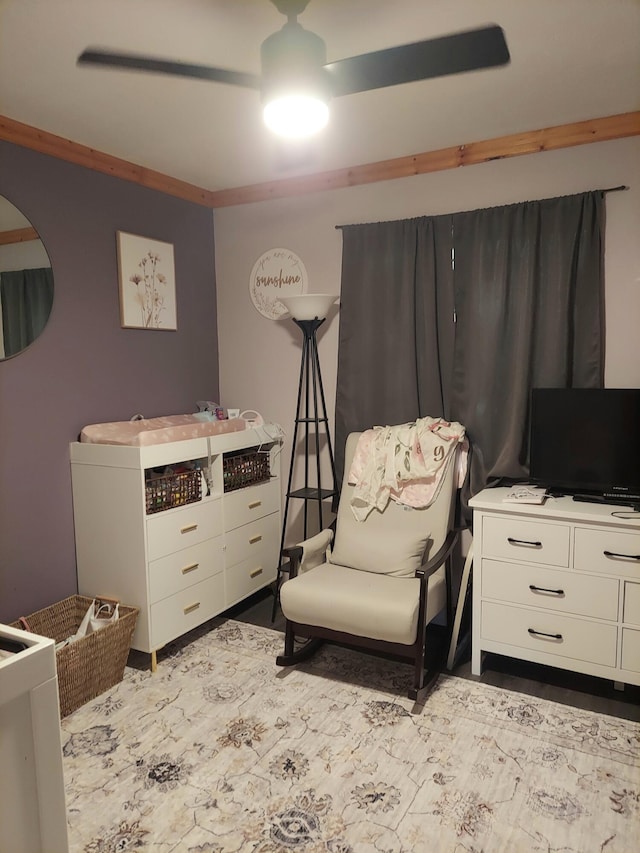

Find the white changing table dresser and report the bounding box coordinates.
[70,424,282,669]
[470,488,640,687]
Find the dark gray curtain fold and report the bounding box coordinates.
[1,267,54,357]
[335,191,605,520]
[415,216,457,418]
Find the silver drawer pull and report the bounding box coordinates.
[183,602,200,615]
[181,563,199,575]
[249,567,263,578]
[181,523,198,534]
[507,537,542,548]
[529,584,564,596]
[603,550,640,561]
[248,500,262,509]
[249,535,263,544]
[528,628,562,640]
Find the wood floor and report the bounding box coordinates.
[224,588,640,723]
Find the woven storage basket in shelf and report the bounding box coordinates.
[223,448,270,492]
[12,595,139,717]
[145,468,201,514]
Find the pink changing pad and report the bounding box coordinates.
[80,415,246,446]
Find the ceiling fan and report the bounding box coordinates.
[78,0,510,138]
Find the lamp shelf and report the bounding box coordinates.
[288,487,337,501]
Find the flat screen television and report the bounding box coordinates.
[529,388,640,507]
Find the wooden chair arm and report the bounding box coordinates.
[415,528,460,581]
[282,545,303,579]
[282,545,304,561]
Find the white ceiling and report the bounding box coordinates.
[1,0,639,193]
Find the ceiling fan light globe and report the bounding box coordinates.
[263,94,329,138]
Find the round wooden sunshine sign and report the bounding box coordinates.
[249,248,307,319]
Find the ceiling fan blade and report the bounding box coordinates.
[324,25,510,97]
[77,49,261,90]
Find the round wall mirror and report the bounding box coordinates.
[0,194,54,359]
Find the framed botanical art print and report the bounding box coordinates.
[117,231,177,330]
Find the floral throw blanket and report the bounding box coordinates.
[348,417,468,520]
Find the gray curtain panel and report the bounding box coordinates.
[336,191,604,515]
[1,267,54,357]
[450,192,604,509]
[335,215,455,482]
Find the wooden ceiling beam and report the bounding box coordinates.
[210,111,640,207]
[1,111,638,210]
[0,115,217,208]
[0,226,39,245]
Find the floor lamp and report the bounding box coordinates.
[272,293,339,620]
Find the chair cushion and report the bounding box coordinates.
[280,562,446,645]
[327,432,434,577]
[329,496,430,577]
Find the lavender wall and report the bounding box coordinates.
[0,141,219,622]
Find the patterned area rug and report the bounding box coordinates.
[61,619,640,852]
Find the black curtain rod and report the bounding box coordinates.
[335,186,630,229]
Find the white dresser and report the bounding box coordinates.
[470,488,640,687]
[0,624,69,853]
[70,425,282,669]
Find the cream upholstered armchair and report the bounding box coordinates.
[276,430,460,700]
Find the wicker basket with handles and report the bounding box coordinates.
[12,595,139,717]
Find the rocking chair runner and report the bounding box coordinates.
[276,431,461,700]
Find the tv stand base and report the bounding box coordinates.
[572,493,640,511]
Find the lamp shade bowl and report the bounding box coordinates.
[279,293,337,320]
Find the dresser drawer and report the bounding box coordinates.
[225,513,279,568]
[481,601,617,667]
[223,479,280,531]
[623,581,640,625]
[226,552,278,607]
[148,537,224,603]
[574,527,640,578]
[481,560,619,620]
[621,628,640,672]
[147,498,222,561]
[150,573,225,649]
[482,516,570,567]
